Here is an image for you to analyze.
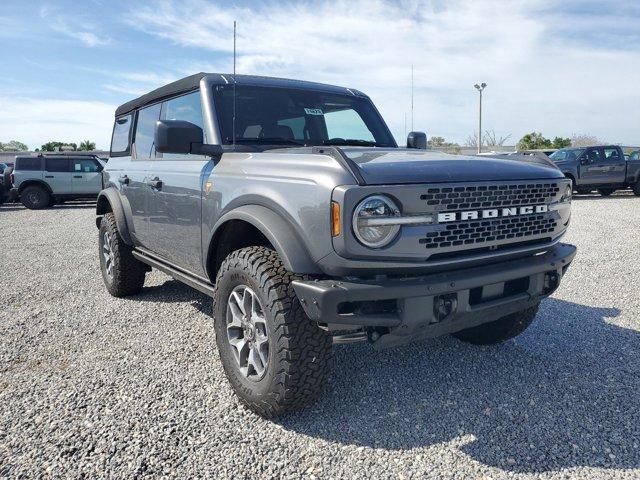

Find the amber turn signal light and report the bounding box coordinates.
[331,201,341,237]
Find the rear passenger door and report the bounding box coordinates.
[71,158,102,194]
[44,157,71,193]
[601,147,626,184]
[146,91,209,276]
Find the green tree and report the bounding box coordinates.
[516,132,552,151]
[0,140,28,151]
[428,136,446,147]
[40,141,77,152]
[552,137,571,149]
[78,140,96,151]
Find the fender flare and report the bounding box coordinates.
[96,187,133,245]
[18,180,53,194]
[208,204,320,275]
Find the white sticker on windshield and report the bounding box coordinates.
[304,108,324,116]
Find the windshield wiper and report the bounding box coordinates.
[232,137,307,146]
[322,139,379,147]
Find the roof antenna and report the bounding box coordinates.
[411,64,414,132]
[232,20,237,148]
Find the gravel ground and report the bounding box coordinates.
[0,194,639,479]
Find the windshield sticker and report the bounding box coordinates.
[304,108,324,116]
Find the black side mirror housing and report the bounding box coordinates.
[407,131,427,149]
[155,120,222,156]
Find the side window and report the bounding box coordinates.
[631,152,639,161]
[161,92,204,159]
[323,108,375,141]
[72,159,100,173]
[603,147,621,162]
[134,103,162,159]
[45,158,69,172]
[111,115,132,155]
[16,157,42,171]
[582,148,602,164]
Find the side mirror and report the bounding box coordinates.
[407,131,427,149]
[155,120,222,156]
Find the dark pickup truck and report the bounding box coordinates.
[549,145,640,196]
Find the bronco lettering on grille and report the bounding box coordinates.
[437,205,549,223]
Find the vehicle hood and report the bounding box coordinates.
[341,148,563,185]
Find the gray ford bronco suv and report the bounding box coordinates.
[97,73,576,416]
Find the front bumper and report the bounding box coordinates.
[292,243,576,348]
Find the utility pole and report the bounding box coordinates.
[474,83,487,154]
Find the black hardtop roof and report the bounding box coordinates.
[114,73,365,117]
[14,153,101,164]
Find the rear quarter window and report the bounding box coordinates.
[15,157,42,171]
[110,115,132,156]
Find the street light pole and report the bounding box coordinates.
[474,83,487,154]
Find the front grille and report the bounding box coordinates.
[419,214,558,249]
[420,182,560,210]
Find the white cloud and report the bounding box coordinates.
[40,5,110,47]
[126,0,640,145]
[0,97,115,150]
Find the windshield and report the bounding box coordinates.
[549,149,584,161]
[212,85,396,148]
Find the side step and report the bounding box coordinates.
[132,249,216,297]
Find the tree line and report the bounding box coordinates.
[0,140,98,152]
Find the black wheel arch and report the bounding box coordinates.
[18,180,52,195]
[206,205,321,282]
[96,188,134,245]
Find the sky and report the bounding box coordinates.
[1,0,639,150]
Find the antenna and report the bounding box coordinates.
[232,20,237,148]
[411,64,414,131]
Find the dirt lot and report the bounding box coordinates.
[0,195,639,479]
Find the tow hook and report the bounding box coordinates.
[433,293,458,323]
[543,271,560,295]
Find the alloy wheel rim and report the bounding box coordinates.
[102,232,114,280]
[226,285,269,381]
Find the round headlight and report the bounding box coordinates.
[352,195,401,248]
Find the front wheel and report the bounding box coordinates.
[213,246,332,417]
[99,213,146,297]
[452,304,539,345]
[598,188,615,197]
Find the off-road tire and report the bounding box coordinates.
[633,180,640,196]
[21,185,50,210]
[598,188,614,197]
[452,303,539,345]
[99,213,146,297]
[213,246,332,417]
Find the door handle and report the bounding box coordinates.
[73,175,83,178]
[45,175,54,178]
[118,175,129,185]
[147,178,162,190]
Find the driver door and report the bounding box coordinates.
[579,148,609,184]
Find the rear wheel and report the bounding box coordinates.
[20,185,50,210]
[598,188,615,197]
[213,246,332,417]
[99,213,146,297]
[452,303,539,345]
